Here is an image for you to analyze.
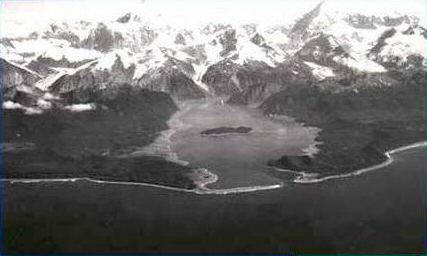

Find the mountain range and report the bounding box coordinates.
[1,2,426,112]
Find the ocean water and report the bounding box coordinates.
[2,97,424,253]
[2,145,424,253]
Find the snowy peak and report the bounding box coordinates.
[296,33,349,66]
[116,13,142,23]
[1,5,426,103]
[291,1,325,37]
[370,25,427,68]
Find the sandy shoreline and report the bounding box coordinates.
[1,99,286,195]
[2,97,424,194]
[1,176,283,195]
[126,101,193,166]
[3,141,425,194]
[273,141,427,184]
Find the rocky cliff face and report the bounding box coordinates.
[290,1,324,42]
[47,53,205,100]
[50,61,135,93]
[224,59,315,105]
[1,58,41,104]
[1,58,40,89]
[296,33,350,67]
[25,60,57,77]
[36,55,96,69]
[137,67,205,100]
[201,60,286,96]
[1,5,425,106]
[219,29,238,57]
[80,23,124,52]
[44,26,80,47]
[201,59,245,95]
[368,28,397,56]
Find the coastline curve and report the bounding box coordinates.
[273,141,427,184]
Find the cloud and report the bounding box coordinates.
[64,103,96,112]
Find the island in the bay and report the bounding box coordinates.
[201,126,252,136]
[1,2,426,191]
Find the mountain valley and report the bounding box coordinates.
[1,1,426,187]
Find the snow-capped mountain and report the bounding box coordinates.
[1,2,426,113]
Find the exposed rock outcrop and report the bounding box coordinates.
[215,59,315,104]
[219,29,237,57]
[36,55,95,69]
[290,1,324,42]
[80,23,123,52]
[25,60,57,77]
[137,68,205,100]
[296,33,350,67]
[1,58,40,90]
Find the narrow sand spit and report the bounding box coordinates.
[3,141,425,194]
[1,175,283,195]
[272,141,427,184]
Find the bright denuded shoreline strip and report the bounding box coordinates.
[275,141,427,184]
[1,176,283,195]
[2,141,425,194]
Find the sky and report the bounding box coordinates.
[1,0,426,28]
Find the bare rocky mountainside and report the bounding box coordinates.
[1,1,426,184]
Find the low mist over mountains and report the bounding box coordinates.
[1,2,426,253]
